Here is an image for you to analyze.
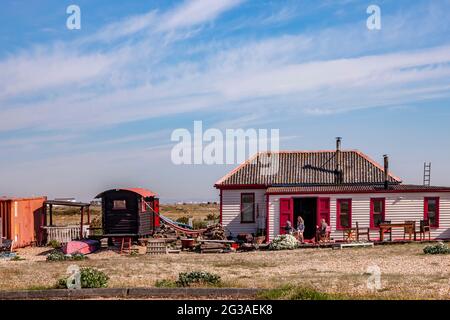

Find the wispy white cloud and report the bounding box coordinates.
[158,0,243,31]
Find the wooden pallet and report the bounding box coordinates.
[146,240,168,255]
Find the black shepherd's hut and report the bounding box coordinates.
[95,188,160,237]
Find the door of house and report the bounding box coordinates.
[317,198,330,226]
[279,198,293,234]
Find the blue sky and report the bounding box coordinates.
[0,0,450,202]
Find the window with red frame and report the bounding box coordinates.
[337,199,352,229]
[241,193,255,223]
[424,197,439,228]
[370,198,385,228]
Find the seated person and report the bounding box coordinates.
[284,221,294,235]
[317,219,328,240]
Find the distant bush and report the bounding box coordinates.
[206,213,219,221]
[269,234,299,251]
[176,216,190,225]
[176,271,221,287]
[423,242,450,255]
[90,216,102,229]
[48,240,61,249]
[193,220,208,230]
[57,267,109,289]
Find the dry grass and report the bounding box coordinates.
[1,243,450,299]
[50,203,219,226]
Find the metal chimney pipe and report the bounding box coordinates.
[336,137,342,151]
[335,137,342,184]
[383,154,389,189]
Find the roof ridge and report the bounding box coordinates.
[258,149,359,154]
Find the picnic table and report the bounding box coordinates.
[379,222,415,241]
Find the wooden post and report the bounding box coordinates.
[49,204,53,226]
[80,206,84,239]
[43,203,47,226]
[0,216,3,245]
[87,206,90,225]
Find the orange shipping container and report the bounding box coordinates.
[0,196,46,248]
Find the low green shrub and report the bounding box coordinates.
[10,255,25,261]
[46,250,66,261]
[71,253,87,261]
[258,285,342,300]
[46,250,87,261]
[423,242,450,254]
[176,271,221,287]
[155,279,177,288]
[269,234,299,250]
[80,267,109,288]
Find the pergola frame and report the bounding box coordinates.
[43,200,91,239]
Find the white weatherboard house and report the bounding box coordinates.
[215,140,450,242]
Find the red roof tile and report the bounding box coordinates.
[216,150,402,186]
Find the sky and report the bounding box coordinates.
[0,0,450,202]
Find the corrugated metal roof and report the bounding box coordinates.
[95,188,157,198]
[216,150,402,186]
[266,184,450,194]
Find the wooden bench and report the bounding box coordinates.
[332,242,374,250]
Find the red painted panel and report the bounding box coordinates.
[154,198,160,227]
[317,198,330,226]
[279,198,293,235]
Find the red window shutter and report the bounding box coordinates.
[317,198,330,226]
[279,198,293,235]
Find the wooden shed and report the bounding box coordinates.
[0,196,46,248]
[95,188,160,237]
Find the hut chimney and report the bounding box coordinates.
[383,154,389,189]
[335,137,342,184]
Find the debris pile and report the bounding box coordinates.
[153,224,178,238]
[202,224,227,240]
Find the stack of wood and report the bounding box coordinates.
[153,224,178,238]
[202,224,226,240]
[199,241,227,253]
